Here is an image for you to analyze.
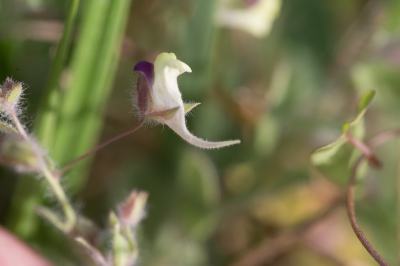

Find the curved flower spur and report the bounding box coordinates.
[133,53,240,149]
[57,53,240,177]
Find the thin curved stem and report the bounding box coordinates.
[368,128,400,148]
[56,118,145,177]
[9,106,76,231]
[346,156,389,266]
[346,132,381,167]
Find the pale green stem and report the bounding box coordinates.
[35,0,81,149]
[9,106,76,231]
[8,107,29,140]
[40,165,76,230]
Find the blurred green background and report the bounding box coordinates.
[1,0,400,265]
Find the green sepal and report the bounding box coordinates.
[149,106,179,120]
[184,102,200,114]
[109,211,120,227]
[7,83,22,104]
[113,224,130,266]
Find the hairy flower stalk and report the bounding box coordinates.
[0,78,77,231]
[134,52,241,149]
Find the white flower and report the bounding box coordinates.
[133,53,240,149]
[215,0,281,38]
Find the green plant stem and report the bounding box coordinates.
[41,165,76,231]
[9,107,29,140]
[8,0,82,238]
[56,118,145,177]
[10,107,76,231]
[35,0,81,149]
[346,156,389,266]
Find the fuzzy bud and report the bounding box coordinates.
[108,211,138,266]
[112,223,131,266]
[0,78,23,112]
[118,190,148,227]
[0,134,41,172]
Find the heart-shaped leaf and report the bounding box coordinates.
[311,90,375,186]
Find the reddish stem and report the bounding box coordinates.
[346,156,389,266]
[368,129,400,148]
[55,118,145,177]
[346,133,382,167]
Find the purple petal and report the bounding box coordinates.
[133,61,154,86]
[133,61,154,116]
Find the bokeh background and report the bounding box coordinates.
[1,0,400,265]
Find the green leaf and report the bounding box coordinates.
[357,90,375,112]
[310,90,375,186]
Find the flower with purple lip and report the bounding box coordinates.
[133,52,240,149]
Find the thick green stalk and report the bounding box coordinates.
[35,0,80,149]
[53,0,133,192]
[68,0,133,186]
[53,0,111,167]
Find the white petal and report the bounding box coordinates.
[150,53,191,113]
[165,108,240,149]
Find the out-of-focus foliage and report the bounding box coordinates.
[0,0,400,265]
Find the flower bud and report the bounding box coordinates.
[0,134,40,172]
[108,211,138,266]
[112,223,132,266]
[118,190,148,227]
[0,78,23,111]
